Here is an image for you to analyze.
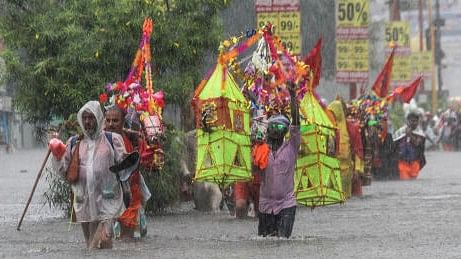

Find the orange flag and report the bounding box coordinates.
[303,38,322,88]
[393,76,423,103]
[372,47,395,97]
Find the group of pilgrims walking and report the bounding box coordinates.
[45,19,428,248]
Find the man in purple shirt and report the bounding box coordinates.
[258,82,300,238]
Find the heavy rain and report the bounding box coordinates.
[1,0,461,258]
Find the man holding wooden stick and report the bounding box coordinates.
[49,100,128,249]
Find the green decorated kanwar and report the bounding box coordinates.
[295,91,345,207]
[192,63,252,187]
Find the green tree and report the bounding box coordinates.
[0,0,229,127]
[1,0,231,214]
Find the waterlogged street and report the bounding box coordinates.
[1,149,460,258]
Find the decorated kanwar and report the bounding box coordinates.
[6,1,447,255]
[191,54,253,187]
[240,25,303,237]
[295,39,345,206]
[328,99,354,199]
[98,18,165,240]
[194,22,347,236]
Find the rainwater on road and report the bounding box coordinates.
[0,149,460,258]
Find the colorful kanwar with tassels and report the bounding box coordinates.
[100,18,165,171]
[98,18,164,241]
[295,77,345,207]
[192,62,252,187]
[201,23,345,208]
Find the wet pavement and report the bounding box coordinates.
[1,149,460,258]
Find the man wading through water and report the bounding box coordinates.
[258,81,301,238]
[104,106,151,239]
[49,101,128,249]
[394,111,426,180]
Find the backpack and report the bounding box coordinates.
[70,132,131,207]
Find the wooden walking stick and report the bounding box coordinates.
[16,123,66,231]
[17,148,52,231]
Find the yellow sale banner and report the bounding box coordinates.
[278,11,301,33]
[335,0,369,83]
[256,1,301,55]
[336,39,369,72]
[336,0,369,28]
[278,32,302,55]
[385,21,410,48]
[411,51,432,77]
[392,55,412,82]
[257,12,279,29]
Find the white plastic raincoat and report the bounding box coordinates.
[53,101,126,222]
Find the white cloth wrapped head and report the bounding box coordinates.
[77,100,104,139]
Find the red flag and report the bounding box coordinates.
[303,38,322,88]
[372,48,395,98]
[393,76,423,103]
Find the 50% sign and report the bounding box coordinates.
[336,0,369,27]
[385,21,410,47]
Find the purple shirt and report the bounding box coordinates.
[259,126,301,215]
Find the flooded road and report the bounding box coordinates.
[1,149,460,258]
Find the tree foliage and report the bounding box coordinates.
[0,0,230,124]
[1,0,230,215]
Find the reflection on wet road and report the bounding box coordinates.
[1,149,460,258]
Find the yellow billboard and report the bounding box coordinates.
[336,0,369,28]
[385,21,410,48]
[256,1,301,55]
[336,39,369,72]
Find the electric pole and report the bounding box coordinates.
[419,0,424,51]
[429,0,437,113]
[434,0,444,93]
[390,0,401,21]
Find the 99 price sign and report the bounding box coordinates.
[336,39,369,72]
[392,56,411,82]
[279,33,301,55]
[411,51,432,77]
[257,11,300,33]
[257,12,279,29]
[278,12,301,33]
[336,0,369,27]
[256,10,302,55]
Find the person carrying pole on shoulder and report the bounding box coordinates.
[104,106,151,240]
[257,81,301,238]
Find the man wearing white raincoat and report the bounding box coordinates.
[51,101,127,249]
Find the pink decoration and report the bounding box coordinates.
[152,91,165,108]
